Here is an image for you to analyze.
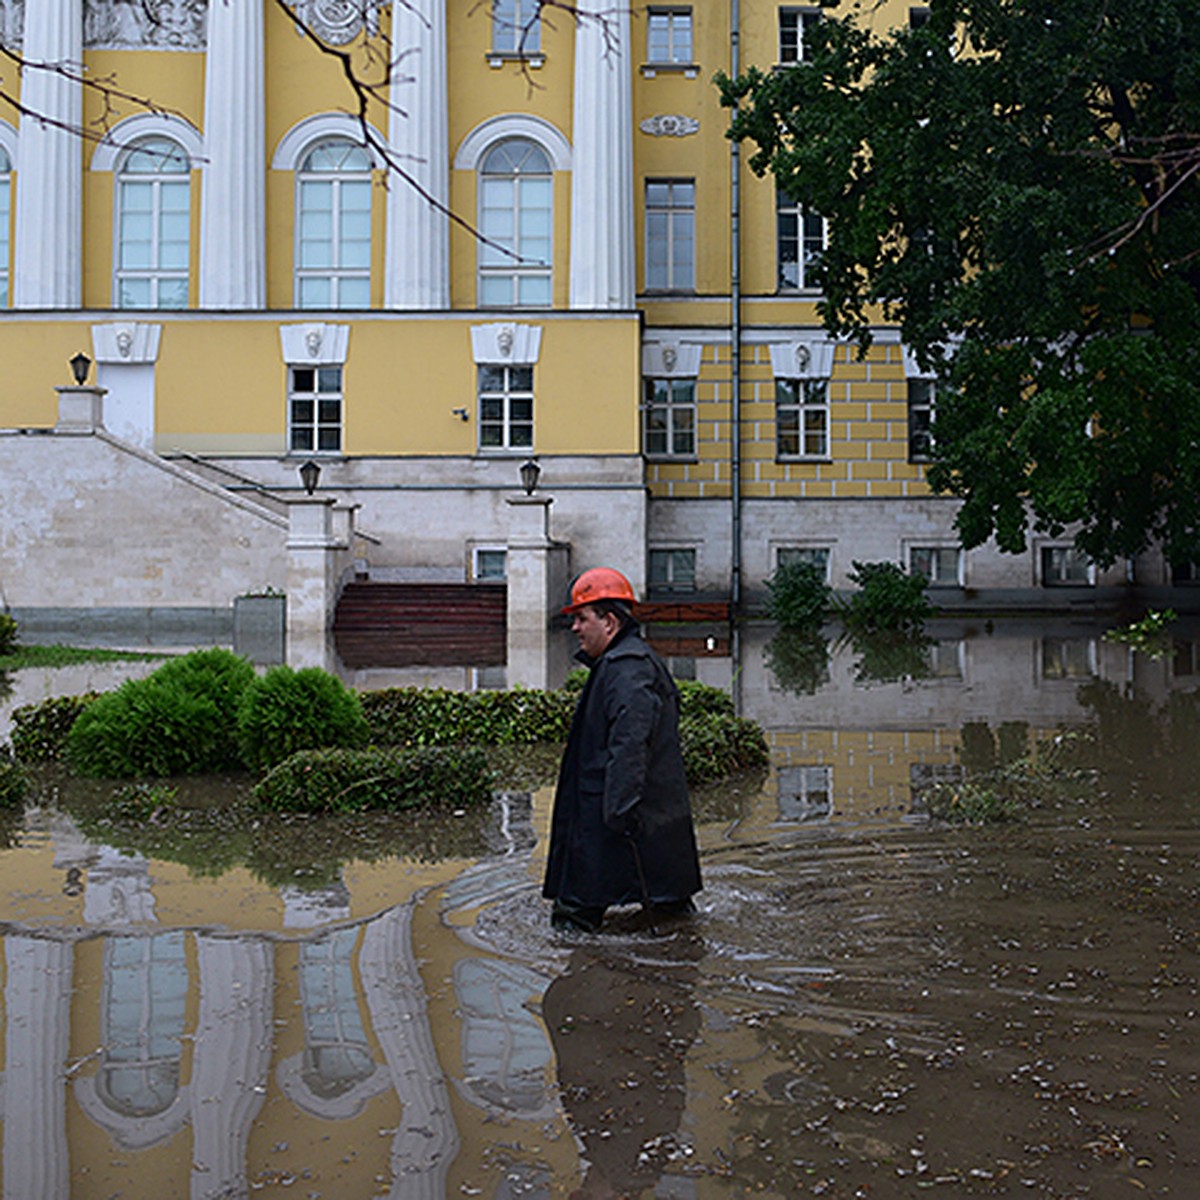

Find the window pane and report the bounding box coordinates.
[318,367,343,390]
[118,278,151,308]
[338,276,370,307]
[317,427,341,451]
[292,368,315,391]
[517,274,551,305]
[510,367,533,390]
[158,278,188,308]
[298,276,331,307]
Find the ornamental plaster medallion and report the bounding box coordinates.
[0,0,23,49]
[662,346,678,371]
[84,0,207,51]
[496,325,515,357]
[306,329,323,358]
[290,0,385,45]
[794,344,811,372]
[639,114,700,138]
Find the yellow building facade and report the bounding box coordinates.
[0,0,1149,609]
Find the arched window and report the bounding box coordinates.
[479,139,552,307]
[0,145,10,308]
[115,136,191,309]
[295,140,373,309]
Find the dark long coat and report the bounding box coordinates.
[542,625,702,910]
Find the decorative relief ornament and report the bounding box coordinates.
[0,0,24,50]
[84,0,207,51]
[289,0,385,45]
[794,344,811,372]
[639,114,700,138]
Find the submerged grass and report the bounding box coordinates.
[0,644,170,671]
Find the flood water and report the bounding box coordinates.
[0,619,1197,1198]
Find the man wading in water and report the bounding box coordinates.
[543,567,702,933]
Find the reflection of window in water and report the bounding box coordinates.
[1041,637,1097,680]
[454,959,551,1113]
[909,761,961,815]
[1174,639,1200,679]
[777,765,832,821]
[100,933,188,1117]
[925,639,964,679]
[300,929,376,1100]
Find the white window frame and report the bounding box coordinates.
[113,136,192,310]
[776,188,827,291]
[908,376,936,461]
[294,139,374,310]
[777,765,833,822]
[472,546,508,581]
[648,547,698,593]
[643,377,697,458]
[490,0,542,58]
[776,544,833,583]
[646,7,693,64]
[644,178,695,292]
[776,377,829,460]
[907,544,962,587]
[1039,544,1095,587]
[778,6,821,64]
[478,139,553,308]
[478,363,535,453]
[288,364,344,455]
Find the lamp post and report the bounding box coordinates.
[70,351,91,385]
[299,459,321,495]
[519,457,541,496]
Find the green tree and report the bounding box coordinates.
[721,0,1200,566]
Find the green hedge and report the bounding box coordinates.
[680,712,770,785]
[254,745,494,813]
[0,755,27,807]
[66,648,255,777]
[237,665,369,770]
[361,686,576,747]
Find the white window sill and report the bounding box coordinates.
[487,52,545,68]
[640,62,700,78]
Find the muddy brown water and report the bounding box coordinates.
[0,621,1197,1198]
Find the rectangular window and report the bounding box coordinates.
[1041,545,1092,586]
[909,546,960,586]
[478,364,534,452]
[908,378,936,461]
[645,179,695,292]
[1171,561,1200,584]
[778,765,832,821]
[777,545,831,581]
[776,189,826,290]
[776,378,829,459]
[643,378,697,457]
[909,6,931,28]
[289,366,343,454]
[779,7,820,63]
[473,547,508,581]
[647,7,693,63]
[649,548,697,593]
[491,0,541,54]
[1041,637,1096,679]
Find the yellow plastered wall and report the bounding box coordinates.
[645,339,934,500]
[0,322,100,426]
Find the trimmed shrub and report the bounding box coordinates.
[765,559,831,631]
[361,686,575,747]
[843,560,933,632]
[10,693,100,763]
[0,613,18,657]
[676,679,735,717]
[254,745,494,813]
[679,711,769,785]
[66,648,255,777]
[237,665,369,770]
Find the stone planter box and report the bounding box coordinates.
[233,594,285,665]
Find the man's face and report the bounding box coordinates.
[571,605,619,659]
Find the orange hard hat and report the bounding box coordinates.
[562,567,637,614]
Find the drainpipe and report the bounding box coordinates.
[730,0,743,617]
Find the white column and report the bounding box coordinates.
[568,0,635,310]
[385,0,450,308]
[199,0,266,308]
[3,936,72,1200]
[189,937,273,1200]
[13,0,83,308]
